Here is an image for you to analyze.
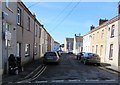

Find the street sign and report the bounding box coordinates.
[5,31,11,40]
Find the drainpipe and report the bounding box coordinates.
[0,2,2,82]
[2,11,8,74]
[33,16,36,61]
[105,24,108,63]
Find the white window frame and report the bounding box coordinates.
[101,29,104,39]
[17,7,21,25]
[100,45,103,56]
[111,25,115,38]
[109,44,113,60]
[27,16,30,31]
[39,28,41,38]
[25,44,30,57]
[5,23,11,47]
[34,43,37,55]
[6,23,10,31]
[35,25,37,37]
[96,45,98,54]
[17,43,21,57]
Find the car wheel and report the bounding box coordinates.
[83,60,87,65]
[56,62,59,65]
[21,67,24,72]
[80,59,83,63]
[97,63,100,66]
[76,56,78,60]
[43,61,47,65]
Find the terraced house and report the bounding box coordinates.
[64,38,74,53]
[2,1,17,74]
[83,2,120,71]
[1,0,54,75]
[73,34,83,55]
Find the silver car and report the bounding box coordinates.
[43,51,60,64]
[80,53,101,65]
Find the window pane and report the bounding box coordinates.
[109,44,113,60]
[17,8,21,25]
[111,25,115,38]
[27,17,30,30]
[25,44,30,56]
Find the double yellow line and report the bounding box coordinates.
[16,65,47,83]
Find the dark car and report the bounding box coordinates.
[80,53,101,65]
[68,52,73,54]
[76,52,85,60]
[43,51,60,64]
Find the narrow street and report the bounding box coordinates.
[31,53,118,84]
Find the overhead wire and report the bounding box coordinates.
[46,2,72,27]
[28,2,40,8]
[26,1,81,34]
[49,2,81,33]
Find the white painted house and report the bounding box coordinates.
[73,35,83,55]
[53,41,60,51]
[64,38,74,53]
[83,26,94,53]
[105,15,120,71]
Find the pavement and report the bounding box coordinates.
[100,63,120,73]
[2,58,44,85]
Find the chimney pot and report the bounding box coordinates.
[118,1,120,15]
[99,19,108,26]
[90,25,95,31]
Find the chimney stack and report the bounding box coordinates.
[90,25,95,31]
[99,19,108,26]
[118,1,120,15]
[33,13,36,18]
[75,34,76,36]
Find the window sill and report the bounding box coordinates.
[25,54,30,57]
[110,36,114,38]
[27,28,30,31]
[34,53,37,55]
[17,24,23,27]
[27,29,30,31]
[109,58,113,60]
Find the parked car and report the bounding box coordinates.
[80,53,101,65]
[43,51,60,64]
[68,52,73,54]
[76,52,85,60]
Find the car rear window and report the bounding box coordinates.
[45,52,56,56]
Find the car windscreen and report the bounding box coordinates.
[45,52,56,56]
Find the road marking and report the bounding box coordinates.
[35,81,48,83]
[33,79,117,83]
[85,80,99,82]
[16,66,47,83]
[24,65,43,79]
[32,66,47,81]
[68,80,81,82]
[51,80,64,83]
[105,79,116,81]
[8,82,13,83]
[16,79,31,83]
